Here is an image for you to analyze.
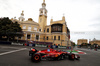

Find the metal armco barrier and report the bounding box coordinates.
[0,41,11,45]
[58,46,67,49]
[11,42,24,46]
[35,44,47,47]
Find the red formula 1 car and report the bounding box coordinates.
[29,48,80,62]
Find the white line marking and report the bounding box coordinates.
[0,46,22,49]
[0,48,27,56]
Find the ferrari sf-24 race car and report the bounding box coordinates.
[29,48,80,62]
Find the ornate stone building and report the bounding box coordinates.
[11,0,71,46]
[89,38,100,46]
[77,39,88,45]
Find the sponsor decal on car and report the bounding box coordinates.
[67,50,86,54]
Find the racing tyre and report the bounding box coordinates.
[68,54,75,60]
[31,54,41,62]
[70,54,75,60]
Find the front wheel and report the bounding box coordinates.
[71,54,75,60]
[68,54,75,60]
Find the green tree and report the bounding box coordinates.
[0,17,23,41]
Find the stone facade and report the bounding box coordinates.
[11,0,71,46]
[77,39,88,45]
[89,39,100,46]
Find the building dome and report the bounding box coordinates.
[28,18,33,21]
[42,2,46,6]
[93,38,96,41]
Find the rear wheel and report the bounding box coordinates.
[31,54,41,62]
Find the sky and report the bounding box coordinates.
[0,0,100,44]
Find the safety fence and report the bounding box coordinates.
[0,41,11,45]
[0,41,71,49]
[23,43,71,49]
[11,42,71,49]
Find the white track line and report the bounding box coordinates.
[0,48,27,56]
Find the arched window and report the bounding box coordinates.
[36,35,39,40]
[47,36,48,40]
[54,36,56,40]
[27,35,30,39]
[58,36,60,40]
[47,28,49,32]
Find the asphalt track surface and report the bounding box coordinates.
[0,45,100,66]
